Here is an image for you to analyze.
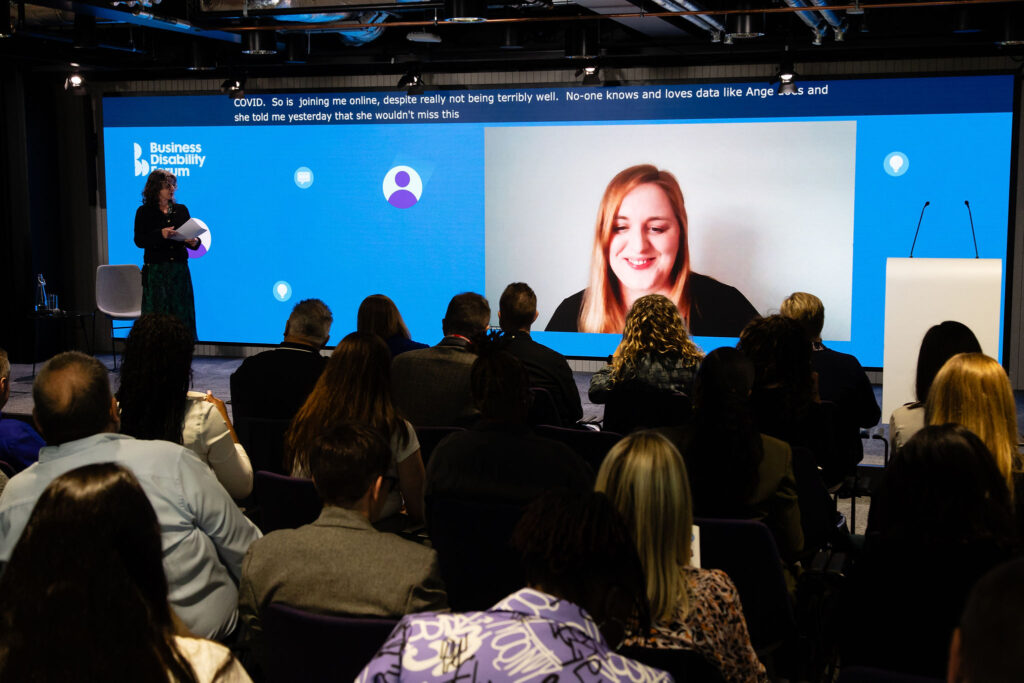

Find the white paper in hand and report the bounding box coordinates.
[171,217,209,241]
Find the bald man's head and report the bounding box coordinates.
[33,352,115,445]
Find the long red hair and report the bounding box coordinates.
[579,165,692,334]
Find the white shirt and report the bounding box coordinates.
[183,391,253,499]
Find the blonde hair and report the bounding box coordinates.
[610,294,703,382]
[595,430,693,623]
[780,292,825,341]
[579,165,691,333]
[926,352,1022,492]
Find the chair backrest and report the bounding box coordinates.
[260,602,397,683]
[527,386,563,427]
[836,666,944,683]
[694,517,796,655]
[533,424,622,474]
[237,417,292,475]
[603,379,691,435]
[413,425,465,468]
[95,265,143,318]
[618,646,727,683]
[254,471,322,533]
[426,495,527,611]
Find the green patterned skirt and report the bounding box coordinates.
[141,262,197,340]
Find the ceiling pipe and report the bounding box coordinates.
[647,0,719,33]
[780,0,826,32]
[218,0,1024,33]
[806,0,848,36]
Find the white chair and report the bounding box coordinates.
[95,265,142,369]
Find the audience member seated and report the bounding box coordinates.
[661,347,803,564]
[357,491,672,683]
[286,332,425,525]
[926,352,1023,501]
[0,352,261,639]
[117,314,253,499]
[780,292,880,462]
[239,423,447,651]
[425,346,593,504]
[889,321,981,452]
[230,298,331,424]
[738,315,845,486]
[357,294,428,357]
[596,430,767,683]
[0,347,44,472]
[498,282,583,426]
[841,425,1016,678]
[0,462,252,682]
[948,558,1024,683]
[589,293,703,405]
[391,292,490,427]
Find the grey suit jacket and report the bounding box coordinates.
[391,337,479,427]
[238,507,447,643]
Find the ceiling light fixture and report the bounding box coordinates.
[576,65,601,86]
[242,30,277,55]
[775,49,797,95]
[64,64,86,93]
[397,70,426,95]
[445,0,485,23]
[220,77,246,99]
[407,30,442,43]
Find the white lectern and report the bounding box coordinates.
[882,257,1002,420]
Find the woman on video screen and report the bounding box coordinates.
[546,164,758,337]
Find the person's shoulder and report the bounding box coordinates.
[689,566,741,598]
[688,271,748,299]
[545,290,585,332]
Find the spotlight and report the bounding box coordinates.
[242,30,277,55]
[397,70,426,95]
[576,65,601,86]
[64,64,86,93]
[500,25,523,50]
[775,54,797,95]
[220,77,246,98]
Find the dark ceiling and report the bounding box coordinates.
[1,0,1023,81]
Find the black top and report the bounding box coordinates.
[425,421,593,503]
[501,331,583,426]
[134,202,197,264]
[544,272,759,337]
[229,341,328,423]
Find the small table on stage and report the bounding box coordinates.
[27,310,97,377]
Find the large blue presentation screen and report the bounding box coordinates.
[102,75,1016,366]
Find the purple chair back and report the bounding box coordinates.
[253,471,322,533]
[260,603,398,683]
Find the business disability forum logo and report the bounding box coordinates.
[383,166,423,209]
[134,142,207,177]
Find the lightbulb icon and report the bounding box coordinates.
[884,151,909,177]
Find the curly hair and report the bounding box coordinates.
[140,169,176,206]
[116,314,194,444]
[285,331,408,477]
[610,294,703,382]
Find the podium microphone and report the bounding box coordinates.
[965,200,980,259]
[909,201,930,258]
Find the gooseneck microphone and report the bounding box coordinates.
[965,200,980,259]
[909,200,930,258]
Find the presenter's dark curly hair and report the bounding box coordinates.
[0,463,202,682]
[141,169,177,206]
[116,313,194,444]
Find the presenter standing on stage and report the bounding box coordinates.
[134,170,201,340]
